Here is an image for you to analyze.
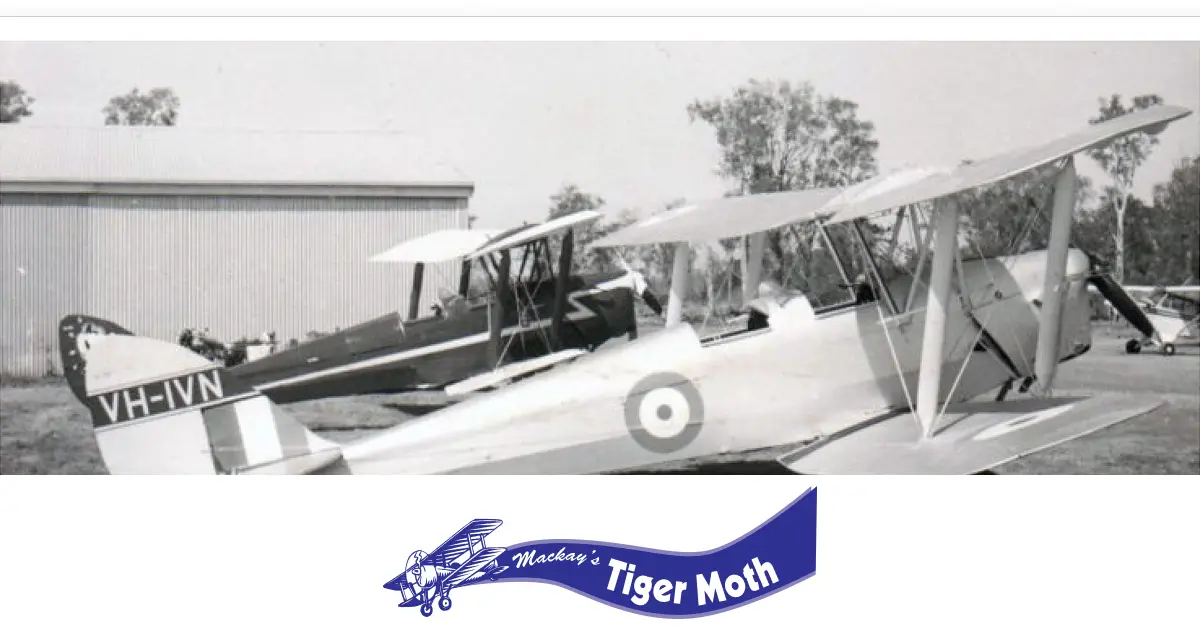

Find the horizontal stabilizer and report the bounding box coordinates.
[779,394,1162,475]
[444,348,586,396]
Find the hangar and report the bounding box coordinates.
[0,125,473,378]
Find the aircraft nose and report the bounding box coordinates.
[1007,248,1091,302]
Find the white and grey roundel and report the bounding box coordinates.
[623,372,704,454]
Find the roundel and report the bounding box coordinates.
[623,372,705,454]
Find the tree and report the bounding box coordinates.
[687,79,880,288]
[955,162,1095,260]
[0,80,35,123]
[1085,93,1164,283]
[546,184,620,273]
[1149,156,1200,284]
[102,87,180,126]
[1076,191,1159,284]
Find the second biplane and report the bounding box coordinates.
[218,210,663,403]
[55,103,1192,475]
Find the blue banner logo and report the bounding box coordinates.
[383,489,818,618]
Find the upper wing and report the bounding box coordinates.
[595,104,1191,248]
[426,518,504,567]
[821,104,1192,225]
[590,188,840,248]
[370,229,501,263]
[468,210,604,260]
[778,393,1162,474]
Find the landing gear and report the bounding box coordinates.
[438,596,452,611]
[1162,343,1177,356]
[1125,339,1142,354]
[420,604,433,617]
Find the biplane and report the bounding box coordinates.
[1121,285,1200,355]
[382,519,508,617]
[55,103,1191,475]
[213,210,663,403]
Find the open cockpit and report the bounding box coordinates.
[694,216,910,348]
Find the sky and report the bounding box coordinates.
[2,41,1198,227]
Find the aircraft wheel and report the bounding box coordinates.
[1125,339,1142,354]
[420,604,433,617]
[438,596,452,611]
[1162,343,1176,356]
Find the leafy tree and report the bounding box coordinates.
[0,80,35,123]
[687,79,881,292]
[955,162,1096,260]
[1085,93,1164,282]
[1076,192,1159,283]
[102,87,180,126]
[1149,156,1200,284]
[545,184,621,273]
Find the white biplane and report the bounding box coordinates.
[382,518,508,617]
[57,103,1191,475]
[1121,285,1200,355]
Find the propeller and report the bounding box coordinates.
[615,256,665,316]
[1081,251,1159,342]
[405,550,435,589]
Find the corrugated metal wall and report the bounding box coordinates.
[1,193,467,377]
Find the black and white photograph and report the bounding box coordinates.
[2,38,1198,476]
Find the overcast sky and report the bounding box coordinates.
[3,41,1197,226]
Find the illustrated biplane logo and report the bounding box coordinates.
[383,489,818,619]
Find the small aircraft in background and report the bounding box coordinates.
[55,103,1191,475]
[382,519,508,617]
[1120,285,1200,355]
[203,210,663,403]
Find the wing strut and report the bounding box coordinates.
[408,262,426,321]
[915,196,961,436]
[487,251,512,366]
[665,242,690,327]
[550,230,575,350]
[742,232,766,306]
[457,259,472,297]
[1032,157,1078,395]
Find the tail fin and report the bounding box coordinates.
[58,314,343,475]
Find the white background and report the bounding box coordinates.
[3,7,1199,630]
[3,476,1198,629]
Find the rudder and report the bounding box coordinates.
[59,314,343,475]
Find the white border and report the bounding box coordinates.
[3,1,1200,17]
[0,15,1198,40]
[1,476,1198,629]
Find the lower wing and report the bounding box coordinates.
[779,394,1161,475]
[444,348,586,396]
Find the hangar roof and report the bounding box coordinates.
[0,125,474,198]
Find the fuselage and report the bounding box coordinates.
[230,271,638,403]
[331,248,1095,474]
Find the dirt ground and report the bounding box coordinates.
[1,332,1196,475]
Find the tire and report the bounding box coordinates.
[1125,339,1142,354]
[420,604,433,617]
[1163,343,1176,356]
[438,596,452,611]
